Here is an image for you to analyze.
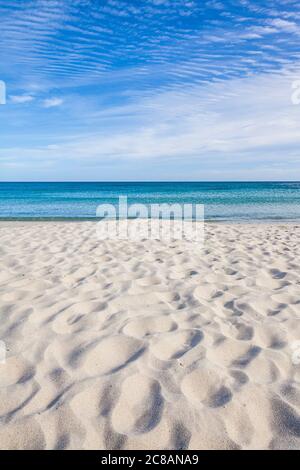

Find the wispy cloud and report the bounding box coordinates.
[42,97,64,108]
[1,0,300,180]
[2,67,300,180]
[1,0,300,90]
[10,94,34,104]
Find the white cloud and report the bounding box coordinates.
[10,95,34,104]
[270,18,300,34]
[42,97,64,108]
[69,68,299,161]
[2,67,300,180]
[2,1,300,180]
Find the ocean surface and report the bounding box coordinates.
[0,182,300,221]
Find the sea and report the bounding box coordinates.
[0,182,300,222]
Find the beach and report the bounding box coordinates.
[0,220,300,450]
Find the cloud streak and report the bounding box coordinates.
[2,67,300,180]
[42,97,64,108]
[10,94,34,104]
[1,0,300,180]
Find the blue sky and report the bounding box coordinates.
[1,0,300,181]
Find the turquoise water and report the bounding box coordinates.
[0,182,300,221]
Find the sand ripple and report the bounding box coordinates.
[0,221,299,449]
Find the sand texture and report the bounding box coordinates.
[0,221,300,450]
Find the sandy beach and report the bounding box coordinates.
[0,221,300,450]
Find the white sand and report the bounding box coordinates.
[0,221,300,450]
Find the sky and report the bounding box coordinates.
[1,0,300,181]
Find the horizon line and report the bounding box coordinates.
[0,180,300,184]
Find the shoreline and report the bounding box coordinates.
[0,218,300,224]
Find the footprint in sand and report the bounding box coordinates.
[254,324,287,349]
[135,276,161,287]
[2,290,29,303]
[194,284,225,301]
[150,329,203,361]
[111,373,163,435]
[256,272,285,290]
[83,335,144,376]
[62,266,97,286]
[181,368,232,408]
[123,316,177,339]
[0,356,35,387]
[206,338,251,368]
[51,301,107,334]
[269,269,287,280]
[156,291,181,304]
[246,356,280,384]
